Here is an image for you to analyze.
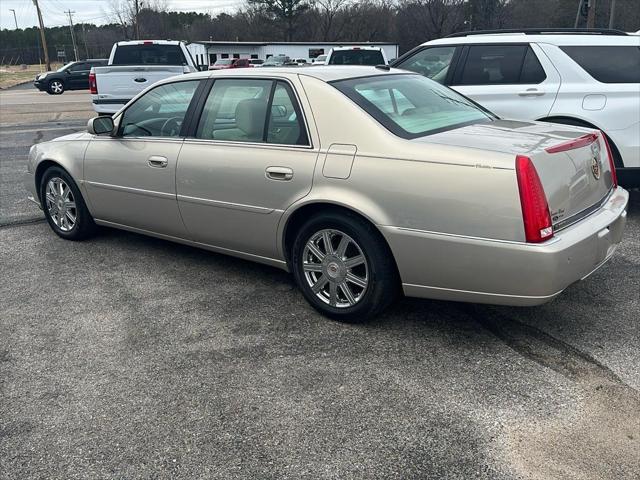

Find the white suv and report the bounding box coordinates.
[393,29,640,185]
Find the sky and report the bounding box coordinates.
[0,0,244,30]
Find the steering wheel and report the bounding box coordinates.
[160,117,182,137]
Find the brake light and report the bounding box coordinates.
[516,155,553,243]
[545,133,598,154]
[89,72,97,94]
[600,131,618,188]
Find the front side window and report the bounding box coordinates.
[333,74,494,139]
[560,46,640,83]
[395,46,457,85]
[120,80,199,137]
[196,79,308,146]
[68,62,88,72]
[457,45,528,85]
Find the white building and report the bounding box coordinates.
[186,41,400,67]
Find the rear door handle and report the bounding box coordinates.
[265,166,293,181]
[148,156,168,168]
[518,88,545,97]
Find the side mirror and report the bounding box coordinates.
[88,116,114,135]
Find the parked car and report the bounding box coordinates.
[312,54,327,65]
[90,40,198,115]
[262,55,290,67]
[392,28,640,186]
[25,67,628,321]
[33,59,107,94]
[250,59,264,67]
[229,58,252,69]
[326,46,388,66]
[210,59,234,70]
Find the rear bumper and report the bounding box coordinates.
[92,97,128,114]
[382,187,629,306]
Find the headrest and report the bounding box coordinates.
[235,99,267,141]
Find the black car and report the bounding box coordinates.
[33,59,108,95]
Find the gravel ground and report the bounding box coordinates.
[1,85,638,479]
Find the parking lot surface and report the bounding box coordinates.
[1,85,639,479]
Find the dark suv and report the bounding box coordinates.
[34,59,108,95]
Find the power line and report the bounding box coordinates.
[64,9,80,61]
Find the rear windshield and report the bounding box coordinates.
[332,74,495,139]
[112,44,187,66]
[560,46,640,83]
[329,50,385,66]
[215,59,232,65]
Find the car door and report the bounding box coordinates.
[176,77,318,260]
[450,43,560,120]
[67,62,90,89]
[84,79,202,237]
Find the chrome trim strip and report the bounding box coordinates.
[385,225,556,246]
[181,138,314,150]
[177,194,277,214]
[553,188,613,233]
[357,153,514,171]
[403,282,564,300]
[85,181,175,199]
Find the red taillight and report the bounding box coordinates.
[516,155,553,243]
[600,131,618,188]
[89,72,97,94]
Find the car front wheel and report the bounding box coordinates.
[40,167,96,240]
[291,211,399,322]
[48,80,64,94]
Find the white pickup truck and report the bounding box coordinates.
[90,40,199,115]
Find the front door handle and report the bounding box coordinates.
[148,156,168,168]
[518,88,545,97]
[265,166,293,181]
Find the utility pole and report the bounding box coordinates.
[9,8,18,29]
[586,0,597,28]
[81,23,90,59]
[609,0,617,29]
[134,0,141,40]
[32,0,51,71]
[65,10,79,61]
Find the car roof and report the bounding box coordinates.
[424,33,640,46]
[176,66,410,83]
[331,46,383,51]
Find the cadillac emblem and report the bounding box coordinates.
[590,142,601,180]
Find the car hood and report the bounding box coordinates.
[417,119,594,156]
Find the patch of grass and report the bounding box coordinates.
[0,64,62,89]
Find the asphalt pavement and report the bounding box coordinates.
[1,84,638,479]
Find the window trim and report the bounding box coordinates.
[186,76,313,149]
[113,78,205,139]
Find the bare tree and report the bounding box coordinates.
[316,0,350,40]
[248,0,314,41]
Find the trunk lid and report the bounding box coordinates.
[420,119,615,231]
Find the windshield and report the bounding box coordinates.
[316,55,326,62]
[332,74,495,138]
[329,49,384,66]
[215,59,232,65]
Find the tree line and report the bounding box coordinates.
[1,0,638,66]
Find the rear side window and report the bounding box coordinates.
[112,44,187,66]
[560,46,640,83]
[329,50,385,66]
[457,45,546,85]
[394,46,457,85]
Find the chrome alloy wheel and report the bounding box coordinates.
[50,80,63,94]
[45,177,77,232]
[302,229,369,308]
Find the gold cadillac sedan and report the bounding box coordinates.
[25,67,628,321]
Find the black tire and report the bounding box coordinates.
[40,166,96,241]
[291,210,399,322]
[47,79,64,95]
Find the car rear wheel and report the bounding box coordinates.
[48,80,64,95]
[291,211,399,322]
[40,167,96,240]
